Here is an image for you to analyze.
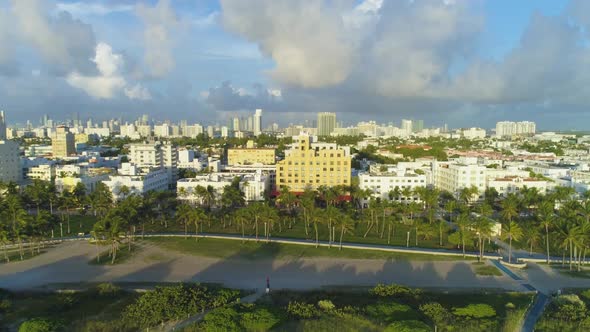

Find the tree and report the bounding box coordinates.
[459,185,478,205]
[502,220,523,263]
[455,213,472,258]
[500,194,519,224]
[538,200,556,264]
[335,213,354,250]
[522,225,542,256]
[473,217,493,261]
[234,209,251,243]
[93,213,127,264]
[176,203,193,238]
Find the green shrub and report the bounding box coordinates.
[18,318,63,332]
[419,302,451,326]
[579,289,590,301]
[317,300,335,312]
[365,302,417,322]
[0,298,11,312]
[369,283,421,298]
[452,304,496,319]
[241,308,281,331]
[551,294,587,321]
[200,307,240,332]
[287,301,319,319]
[383,320,430,332]
[95,283,120,297]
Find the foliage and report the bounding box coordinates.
[419,302,451,327]
[18,318,63,332]
[199,307,241,332]
[286,301,319,319]
[549,295,587,321]
[369,283,422,299]
[364,301,418,322]
[383,320,431,332]
[123,284,240,328]
[94,283,121,297]
[317,300,336,312]
[240,307,282,331]
[452,303,496,319]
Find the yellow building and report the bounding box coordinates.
[75,133,89,144]
[276,133,351,192]
[52,126,76,158]
[227,141,276,166]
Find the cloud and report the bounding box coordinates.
[136,0,179,78]
[11,0,96,75]
[56,2,134,17]
[220,0,357,88]
[0,8,19,76]
[205,81,282,111]
[66,42,150,100]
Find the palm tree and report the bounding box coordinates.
[473,217,493,261]
[444,200,457,223]
[93,214,127,264]
[558,220,583,271]
[190,207,206,241]
[502,221,523,263]
[234,209,251,243]
[538,200,555,263]
[336,214,354,250]
[500,194,519,224]
[176,203,192,238]
[320,206,340,248]
[522,226,542,256]
[459,186,478,205]
[455,213,472,258]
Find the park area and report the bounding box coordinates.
[0,283,533,332]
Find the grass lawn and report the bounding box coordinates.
[473,262,503,276]
[551,265,590,279]
[51,214,98,236]
[145,237,472,261]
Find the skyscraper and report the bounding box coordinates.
[317,112,336,136]
[253,109,262,136]
[0,111,6,140]
[52,126,76,158]
[401,119,413,136]
[232,117,240,132]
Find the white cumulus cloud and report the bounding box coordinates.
[67,43,150,100]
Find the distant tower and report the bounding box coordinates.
[253,109,262,136]
[317,112,336,136]
[0,111,6,140]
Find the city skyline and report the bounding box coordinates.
[1,0,590,129]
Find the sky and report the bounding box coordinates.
[1,0,590,130]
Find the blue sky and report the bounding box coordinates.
[1,0,590,130]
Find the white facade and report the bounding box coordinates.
[0,140,21,183]
[317,112,336,136]
[488,176,548,197]
[433,161,487,198]
[103,164,169,200]
[27,164,56,181]
[253,109,262,136]
[85,127,111,137]
[128,141,178,186]
[461,127,486,139]
[177,171,270,203]
[359,171,427,203]
[496,121,536,137]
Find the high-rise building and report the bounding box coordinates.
[412,120,424,133]
[247,116,253,132]
[0,111,6,140]
[276,133,351,192]
[401,119,413,136]
[232,117,240,132]
[317,112,336,136]
[0,140,21,183]
[495,121,536,137]
[128,141,178,188]
[52,126,76,158]
[253,109,262,136]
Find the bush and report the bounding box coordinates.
[419,302,451,326]
[551,294,587,321]
[365,302,417,322]
[580,289,590,301]
[287,301,319,319]
[317,300,335,312]
[241,308,281,331]
[0,298,11,312]
[18,318,63,332]
[369,283,421,298]
[452,304,496,319]
[124,284,240,328]
[200,307,240,332]
[383,320,430,332]
[95,283,120,297]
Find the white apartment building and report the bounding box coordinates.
[495,121,536,137]
[25,144,53,157]
[177,170,270,204]
[433,160,487,199]
[488,176,548,197]
[27,164,56,181]
[103,163,169,200]
[85,127,111,137]
[128,141,178,187]
[253,109,262,136]
[178,149,205,170]
[54,165,110,193]
[359,171,427,203]
[0,140,21,183]
[183,124,204,138]
[461,127,486,139]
